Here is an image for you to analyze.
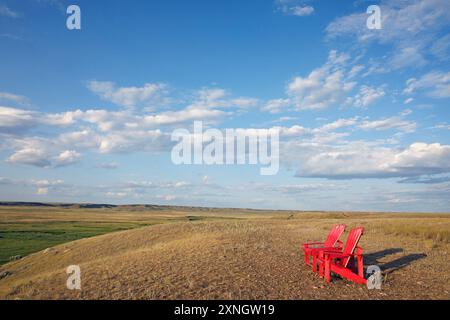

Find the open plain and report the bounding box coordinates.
[0,204,449,300]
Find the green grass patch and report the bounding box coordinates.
[0,221,153,265]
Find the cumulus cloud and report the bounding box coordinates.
[87,81,168,109]
[5,136,84,168]
[7,147,51,168]
[0,107,37,132]
[55,150,81,167]
[97,129,169,154]
[287,50,356,110]
[275,125,309,138]
[6,145,83,168]
[293,142,450,179]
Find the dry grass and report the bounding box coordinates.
[382,220,450,244]
[0,206,449,300]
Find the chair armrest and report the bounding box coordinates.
[319,247,341,252]
[310,247,342,255]
[303,242,325,248]
[323,251,352,259]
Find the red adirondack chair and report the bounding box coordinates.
[315,227,366,285]
[302,224,346,267]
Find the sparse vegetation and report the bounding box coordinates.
[386,223,450,244]
[0,204,449,300]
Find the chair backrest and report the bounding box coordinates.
[341,227,364,267]
[323,224,347,247]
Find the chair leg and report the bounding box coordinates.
[318,253,324,277]
[312,254,317,273]
[358,255,364,278]
[325,257,331,283]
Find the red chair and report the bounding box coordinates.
[315,227,366,285]
[302,224,346,267]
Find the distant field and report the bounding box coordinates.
[0,204,449,299]
[0,204,267,265]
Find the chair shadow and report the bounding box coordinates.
[364,248,427,274]
[364,248,404,265]
[379,253,427,274]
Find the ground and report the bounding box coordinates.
[0,205,449,300]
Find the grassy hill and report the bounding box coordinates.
[0,204,449,299]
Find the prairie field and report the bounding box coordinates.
[0,204,449,300]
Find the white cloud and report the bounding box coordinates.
[391,143,450,174]
[42,109,83,126]
[276,1,314,17]
[261,99,291,114]
[272,116,298,123]
[0,85,256,139]
[318,117,358,132]
[156,194,177,201]
[325,0,450,69]
[352,85,385,108]
[390,46,428,69]
[37,187,49,195]
[188,88,258,110]
[359,116,416,133]
[433,123,450,130]
[293,142,450,179]
[404,98,414,104]
[404,71,450,98]
[0,92,30,105]
[287,50,356,110]
[143,108,227,126]
[0,106,36,131]
[172,181,189,188]
[274,113,414,141]
[88,81,167,109]
[326,0,450,44]
[55,150,81,167]
[105,191,128,198]
[290,5,314,16]
[276,125,309,137]
[5,136,84,168]
[230,97,258,108]
[7,147,51,168]
[58,129,100,149]
[97,129,169,154]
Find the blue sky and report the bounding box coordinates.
[1,0,450,212]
